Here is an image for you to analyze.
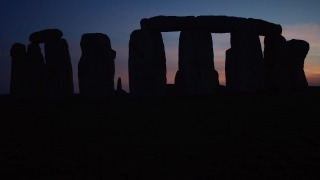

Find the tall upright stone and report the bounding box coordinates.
[78,33,116,98]
[264,35,290,90]
[45,38,74,98]
[10,43,27,97]
[116,77,127,95]
[228,25,265,92]
[129,29,167,96]
[176,29,219,95]
[26,43,45,98]
[287,39,309,89]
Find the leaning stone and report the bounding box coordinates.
[29,29,63,43]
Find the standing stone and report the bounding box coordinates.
[264,35,290,90]
[78,33,116,98]
[287,39,309,89]
[10,43,27,97]
[129,29,167,96]
[176,29,219,95]
[227,26,265,92]
[225,48,236,90]
[26,43,45,98]
[116,77,127,95]
[45,38,74,99]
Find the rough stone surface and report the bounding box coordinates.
[78,33,116,98]
[45,38,74,99]
[29,29,63,43]
[10,43,27,97]
[176,29,219,94]
[129,29,167,96]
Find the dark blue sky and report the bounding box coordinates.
[1,0,320,94]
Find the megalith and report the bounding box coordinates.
[264,35,290,90]
[176,29,219,94]
[28,28,74,99]
[116,77,127,95]
[287,39,309,89]
[140,16,197,32]
[26,43,45,97]
[129,29,167,96]
[29,29,63,43]
[78,33,116,98]
[10,43,27,97]
[227,24,265,92]
[44,38,74,98]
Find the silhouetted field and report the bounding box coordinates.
[1,88,320,179]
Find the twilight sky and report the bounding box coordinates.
[1,0,319,94]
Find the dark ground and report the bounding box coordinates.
[1,87,320,179]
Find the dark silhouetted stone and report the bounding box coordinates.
[29,29,63,43]
[287,39,309,89]
[45,38,74,99]
[227,27,265,92]
[116,77,127,95]
[247,18,282,36]
[26,43,46,98]
[78,33,116,98]
[10,43,27,97]
[197,16,246,33]
[264,35,290,90]
[129,29,167,96]
[176,29,219,94]
[225,48,235,90]
[140,16,197,32]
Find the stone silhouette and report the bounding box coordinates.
[228,27,265,92]
[140,16,197,32]
[287,39,309,89]
[116,77,127,95]
[10,43,27,98]
[78,33,116,98]
[44,38,74,99]
[264,35,290,90]
[27,28,74,99]
[176,29,219,94]
[140,15,285,93]
[129,29,167,97]
[8,16,311,98]
[26,43,46,98]
[29,29,63,43]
